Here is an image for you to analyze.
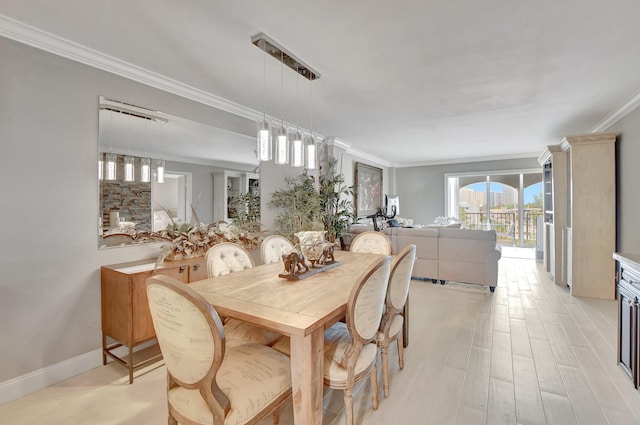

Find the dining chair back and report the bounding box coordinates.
[260,235,295,265]
[349,230,392,255]
[146,274,291,425]
[377,244,416,397]
[205,242,281,347]
[322,255,392,425]
[205,242,255,278]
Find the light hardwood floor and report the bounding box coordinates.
[2,255,639,425]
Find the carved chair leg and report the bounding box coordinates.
[343,387,354,425]
[381,345,390,398]
[397,334,405,370]
[371,363,379,410]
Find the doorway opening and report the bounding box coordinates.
[152,171,193,231]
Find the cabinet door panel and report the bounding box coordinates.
[131,272,157,342]
[618,284,637,386]
[189,262,208,282]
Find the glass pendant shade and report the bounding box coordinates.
[291,132,304,167]
[305,136,318,170]
[124,156,135,182]
[105,153,117,181]
[274,126,289,165]
[155,159,165,183]
[98,155,104,181]
[257,119,272,161]
[140,157,151,183]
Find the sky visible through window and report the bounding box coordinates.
[466,181,542,204]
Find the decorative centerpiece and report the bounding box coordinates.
[279,230,339,281]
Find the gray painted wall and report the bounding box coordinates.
[607,107,640,253]
[395,158,541,225]
[0,36,256,383]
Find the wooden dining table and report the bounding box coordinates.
[189,250,386,425]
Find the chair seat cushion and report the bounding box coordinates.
[168,343,291,425]
[224,318,283,347]
[323,322,378,387]
[376,314,404,343]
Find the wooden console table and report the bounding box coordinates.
[101,256,207,383]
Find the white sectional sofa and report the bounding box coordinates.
[348,225,502,291]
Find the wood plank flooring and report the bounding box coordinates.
[2,256,639,424]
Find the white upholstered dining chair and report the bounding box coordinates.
[349,231,392,255]
[205,242,281,347]
[377,244,416,397]
[146,274,291,425]
[205,242,255,277]
[260,235,295,265]
[323,255,392,425]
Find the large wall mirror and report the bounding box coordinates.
[98,97,258,248]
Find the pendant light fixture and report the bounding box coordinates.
[155,159,165,183]
[140,157,151,183]
[256,37,272,162]
[305,77,318,170]
[105,154,117,181]
[98,153,104,180]
[291,64,304,168]
[104,109,117,180]
[250,33,320,166]
[124,156,135,182]
[123,114,135,182]
[274,50,289,165]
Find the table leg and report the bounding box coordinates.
[290,329,324,425]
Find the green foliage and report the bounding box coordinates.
[319,156,356,242]
[229,191,261,233]
[525,192,543,209]
[269,172,324,240]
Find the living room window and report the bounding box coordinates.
[445,169,542,248]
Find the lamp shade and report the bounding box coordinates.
[140,157,151,183]
[257,119,272,161]
[155,159,165,183]
[274,126,289,165]
[105,153,117,181]
[124,156,135,182]
[305,136,318,170]
[291,131,304,168]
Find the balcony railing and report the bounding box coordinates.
[459,210,542,247]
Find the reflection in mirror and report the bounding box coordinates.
[98,97,258,248]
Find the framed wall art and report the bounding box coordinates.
[354,162,383,217]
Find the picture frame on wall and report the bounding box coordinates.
[354,162,383,217]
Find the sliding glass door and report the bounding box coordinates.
[446,170,542,247]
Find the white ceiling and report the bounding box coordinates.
[3,1,640,166]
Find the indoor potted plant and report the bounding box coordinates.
[319,155,356,247]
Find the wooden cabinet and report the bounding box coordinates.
[101,256,207,383]
[212,171,259,222]
[615,253,640,388]
[538,132,616,299]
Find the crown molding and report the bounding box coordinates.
[324,137,392,168]
[0,14,263,121]
[393,151,541,168]
[591,90,640,132]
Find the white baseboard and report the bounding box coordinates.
[0,348,103,405]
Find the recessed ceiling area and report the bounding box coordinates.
[2,1,640,166]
